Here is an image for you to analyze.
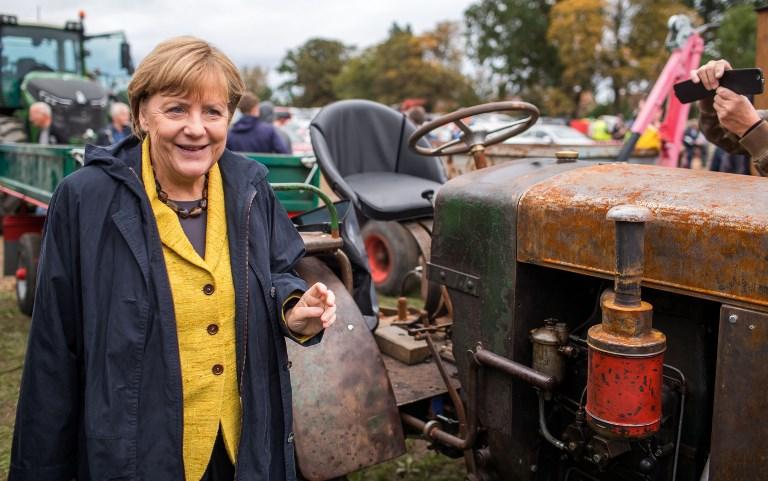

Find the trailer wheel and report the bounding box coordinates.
[16,233,41,316]
[0,115,27,143]
[362,220,420,295]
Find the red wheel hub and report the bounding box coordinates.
[364,234,390,284]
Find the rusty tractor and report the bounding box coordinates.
[283,98,767,481]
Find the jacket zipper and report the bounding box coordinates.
[129,165,188,480]
[234,189,258,481]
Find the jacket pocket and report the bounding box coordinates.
[83,297,148,439]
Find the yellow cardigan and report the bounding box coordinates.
[142,139,240,481]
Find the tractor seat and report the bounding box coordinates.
[345,172,441,221]
[310,99,447,223]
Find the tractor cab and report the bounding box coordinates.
[0,14,133,143]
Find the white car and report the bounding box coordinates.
[504,124,596,146]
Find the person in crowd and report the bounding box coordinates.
[9,36,335,481]
[29,101,63,144]
[260,100,292,154]
[226,93,289,153]
[691,59,768,175]
[406,105,427,127]
[96,101,133,145]
[682,119,704,168]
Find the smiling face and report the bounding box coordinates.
[139,78,229,193]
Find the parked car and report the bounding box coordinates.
[504,123,596,145]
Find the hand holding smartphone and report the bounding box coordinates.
[673,68,764,104]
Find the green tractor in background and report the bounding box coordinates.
[0,13,134,144]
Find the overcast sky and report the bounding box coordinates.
[3,1,477,73]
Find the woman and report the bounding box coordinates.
[9,37,335,481]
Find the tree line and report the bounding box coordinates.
[245,0,759,117]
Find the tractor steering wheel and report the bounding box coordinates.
[408,101,540,157]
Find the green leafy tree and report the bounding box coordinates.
[333,23,478,109]
[240,65,272,101]
[598,0,693,112]
[547,0,605,116]
[680,0,761,24]
[277,38,351,107]
[711,3,756,68]
[464,0,562,99]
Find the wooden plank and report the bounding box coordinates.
[374,325,430,365]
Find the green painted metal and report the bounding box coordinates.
[241,153,320,213]
[271,182,338,237]
[0,144,321,212]
[0,144,80,204]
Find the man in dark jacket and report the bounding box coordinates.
[227,93,289,153]
[9,136,316,481]
[95,102,132,146]
[260,101,293,154]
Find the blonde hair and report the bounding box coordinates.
[127,36,245,138]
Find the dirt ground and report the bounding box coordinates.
[0,248,463,480]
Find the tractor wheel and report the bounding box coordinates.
[16,233,41,316]
[362,220,420,296]
[0,115,27,143]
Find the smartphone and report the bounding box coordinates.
[673,68,764,104]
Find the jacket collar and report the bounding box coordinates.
[84,135,269,199]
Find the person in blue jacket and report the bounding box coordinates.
[9,36,335,481]
[226,93,290,154]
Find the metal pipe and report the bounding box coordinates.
[474,346,556,391]
[664,363,688,481]
[400,348,480,451]
[271,182,340,238]
[425,336,468,437]
[402,412,468,448]
[607,205,652,307]
[699,455,710,481]
[332,249,354,294]
[538,390,566,450]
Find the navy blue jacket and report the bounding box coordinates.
[9,136,310,481]
[227,115,289,154]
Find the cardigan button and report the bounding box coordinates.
[287,432,295,444]
[203,284,215,295]
[270,286,276,298]
[207,324,219,335]
[285,361,292,370]
[212,364,224,375]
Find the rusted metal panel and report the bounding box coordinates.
[710,305,768,480]
[517,163,768,309]
[299,231,343,255]
[431,158,589,481]
[288,257,405,480]
[442,143,656,179]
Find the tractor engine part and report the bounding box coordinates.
[530,318,569,398]
[587,205,666,439]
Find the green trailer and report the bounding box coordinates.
[0,143,321,314]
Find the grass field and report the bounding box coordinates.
[0,277,26,478]
[0,278,463,480]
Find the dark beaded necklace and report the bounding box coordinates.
[152,163,209,219]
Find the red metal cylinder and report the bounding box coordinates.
[586,293,666,439]
[586,347,664,438]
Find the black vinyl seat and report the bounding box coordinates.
[310,99,446,222]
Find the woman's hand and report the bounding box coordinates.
[285,282,337,337]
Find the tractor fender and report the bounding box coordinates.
[287,257,405,480]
